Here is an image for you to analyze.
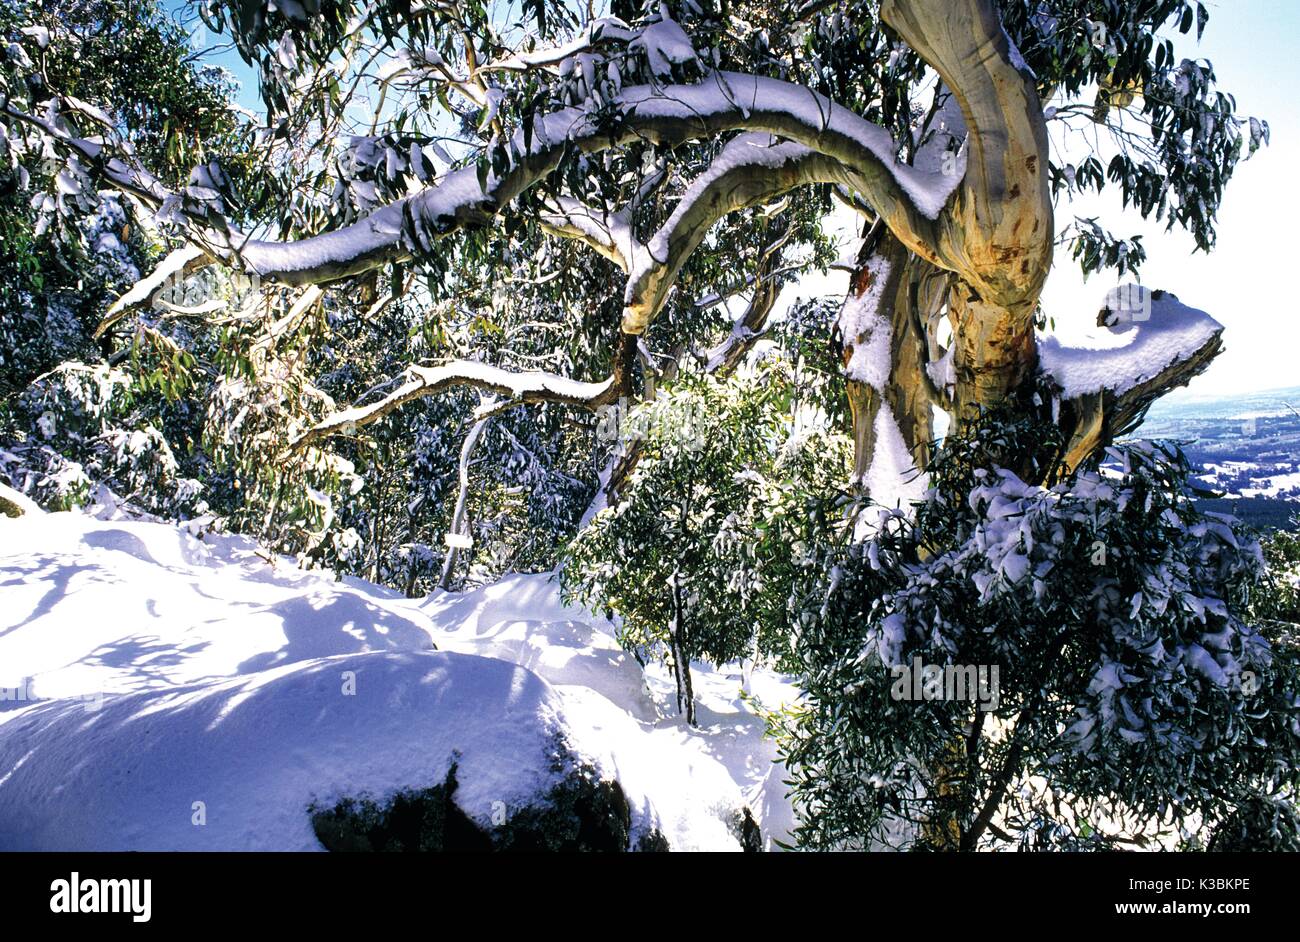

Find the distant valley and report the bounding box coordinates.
[1132,384,1300,530]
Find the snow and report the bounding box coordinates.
[0,508,798,850]
[629,11,701,79]
[235,69,960,282]
[1038,286,1223,398]
[627,133,814,307]
[491,18,637,72]
[861,404,929,510]
[838,255,893,389]
[1241,470,1300,499]
[621,72,960,219]
[0,651,573,851]
[925,346,955,393]
[103,244,206,324]
[18,25,49,49]
[540,195,641,271]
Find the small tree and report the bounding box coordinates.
[562,356,851,722]
[1253,516,1300,633]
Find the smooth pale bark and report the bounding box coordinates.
[621,144,853,334]
[291,357,619,451]
[881,0,1054,424]
[944,287,1039,424]
[439,413,491,589]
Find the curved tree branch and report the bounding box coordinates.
[538,195,644,273]
[881,0,1055,422]
[623,133,855,332]
[290,358,619,451]
[881,0,1054,312]
[1043,291,1226,474]
[21,70,956,293]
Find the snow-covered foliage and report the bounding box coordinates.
[0,0,1290,854]
[563,356,852,721]
[778,416,1300,850]
[1254,518,1300,634]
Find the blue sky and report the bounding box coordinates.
[172,0,1298,397]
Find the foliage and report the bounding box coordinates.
[562,355,852,719]
[775,419,1300,850]
[0,0,1289,854]
[1253,516,1300,633]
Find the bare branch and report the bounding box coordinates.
[539,195,644,273]
[62,70,954,289]
[290,359,617,451]
[623,134,859,332]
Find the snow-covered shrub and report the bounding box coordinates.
[1,361,207,515]
[776,416,1300,850]
[1253,516,1300,632]
[562,355,852,722]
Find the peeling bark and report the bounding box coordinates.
[439,413,491,589]
[839,226,946,485]
[1052,329,1224,476]
[946,287,1038,427]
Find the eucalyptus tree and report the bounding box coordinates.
[3,0,1291,848]
[3,0,1259,498]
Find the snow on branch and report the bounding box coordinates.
[1038,287,1223,400]
[1040,286,1226,472]
[623,134,852,332]
[481,17,638,73]
[291,360,617,451]
[2,100,172,208]
[539,196,644,273]
[616,72,959,220]
[191,70,957,288]
[95,245,211,338]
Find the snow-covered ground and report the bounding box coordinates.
[1199,462,1300,499]
[0,501,798,851]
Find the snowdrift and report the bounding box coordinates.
[0,507,796,850]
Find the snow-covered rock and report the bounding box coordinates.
[0,509,798,850]
[0,650,621,850]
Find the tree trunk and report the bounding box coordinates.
[882,0,1054,425]
[839,225,948,487]
[438,414,490,590]
[669,571,695,726]
[946,287,1038,429]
